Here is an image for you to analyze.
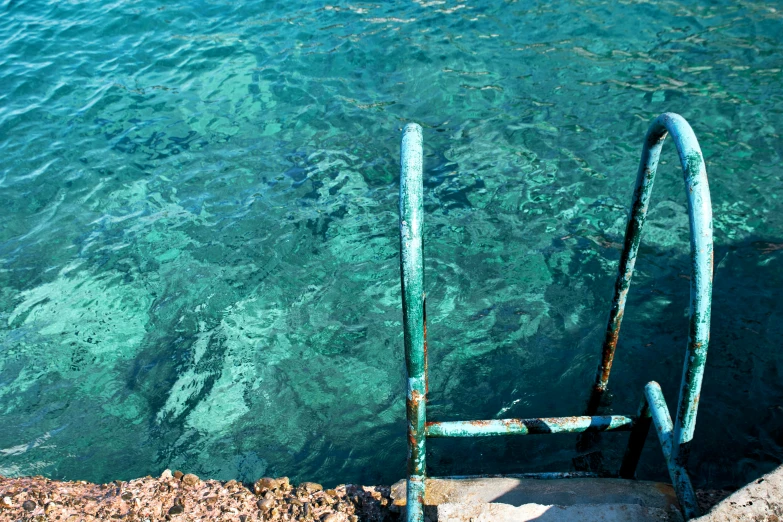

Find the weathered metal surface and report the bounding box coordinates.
[619,395,652,479]
[644,381,700,519]
[432,472,610,480]
[586,113,713,464]
[397,114,711,522]
[399,123,426,522]
[426,415,635,438]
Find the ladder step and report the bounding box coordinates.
[425,415,636,438]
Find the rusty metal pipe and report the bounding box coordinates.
[619,395,652,478]
[587,113,713,468]
[432,472,611,480]
[426,415,636,438]
[400,123,427,522]
[644,381,700,519]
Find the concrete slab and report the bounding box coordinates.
[391,477,684,521]
[438,502,682,522]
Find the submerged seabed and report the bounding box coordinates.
[1,0,782,490]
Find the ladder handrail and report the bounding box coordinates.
[587,112,713,463]
[398,114,713,521]
[399,123,427,522]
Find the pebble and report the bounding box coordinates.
[173,471,184,480]
[0,496,11,508]
[182,474,199,486]
[322,513,341,522]
[168,504,184,515]
[44,502,57,514]
[22,499,36,511]
[160,469,173,480]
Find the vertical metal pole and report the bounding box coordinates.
[586,114,713,474]
[400,123,426,522]
[585,124,658,416]
[619,395,652,478]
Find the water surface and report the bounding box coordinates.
[1,0,782,489]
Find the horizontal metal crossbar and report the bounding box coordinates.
[425,415,636,438]
[431,472,614,480]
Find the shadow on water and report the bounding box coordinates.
[425,235,783,491]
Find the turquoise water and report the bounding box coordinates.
[1,0,783,490]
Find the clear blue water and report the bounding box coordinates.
[1,0,782,490]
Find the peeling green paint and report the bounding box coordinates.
[426,415,636,438]
[398,114,712,522]
[399,123,427,522]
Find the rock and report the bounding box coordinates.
[391,479,407,506]
[44,502,57,514]
[694,465,783,521]
[160,470,172,480]
[181,474,199,486]
[326,489,338,497]
[349,516,359,522]
[300,482,323,493]
[121,492,133,501]
[0,497,11,508]
[239,516,247,522]
[168,504,184,515]
[257,498,275,512]
[322,514,341,522]
[173,471,184,480]
[303,502,311,516]
[254,477,289,493]
[254,477,277,493]
[22,500,36,511]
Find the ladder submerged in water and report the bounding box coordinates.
[398,113,713,521]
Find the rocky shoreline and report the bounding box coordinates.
[0,472,397,522]
[0,471,742,522]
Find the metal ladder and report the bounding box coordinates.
[398,113,713,521]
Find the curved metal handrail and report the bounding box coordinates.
[587,112,713,460]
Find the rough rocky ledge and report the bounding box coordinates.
[693,465,783,522]
[0,471,396,522]
[0,467,776,522]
